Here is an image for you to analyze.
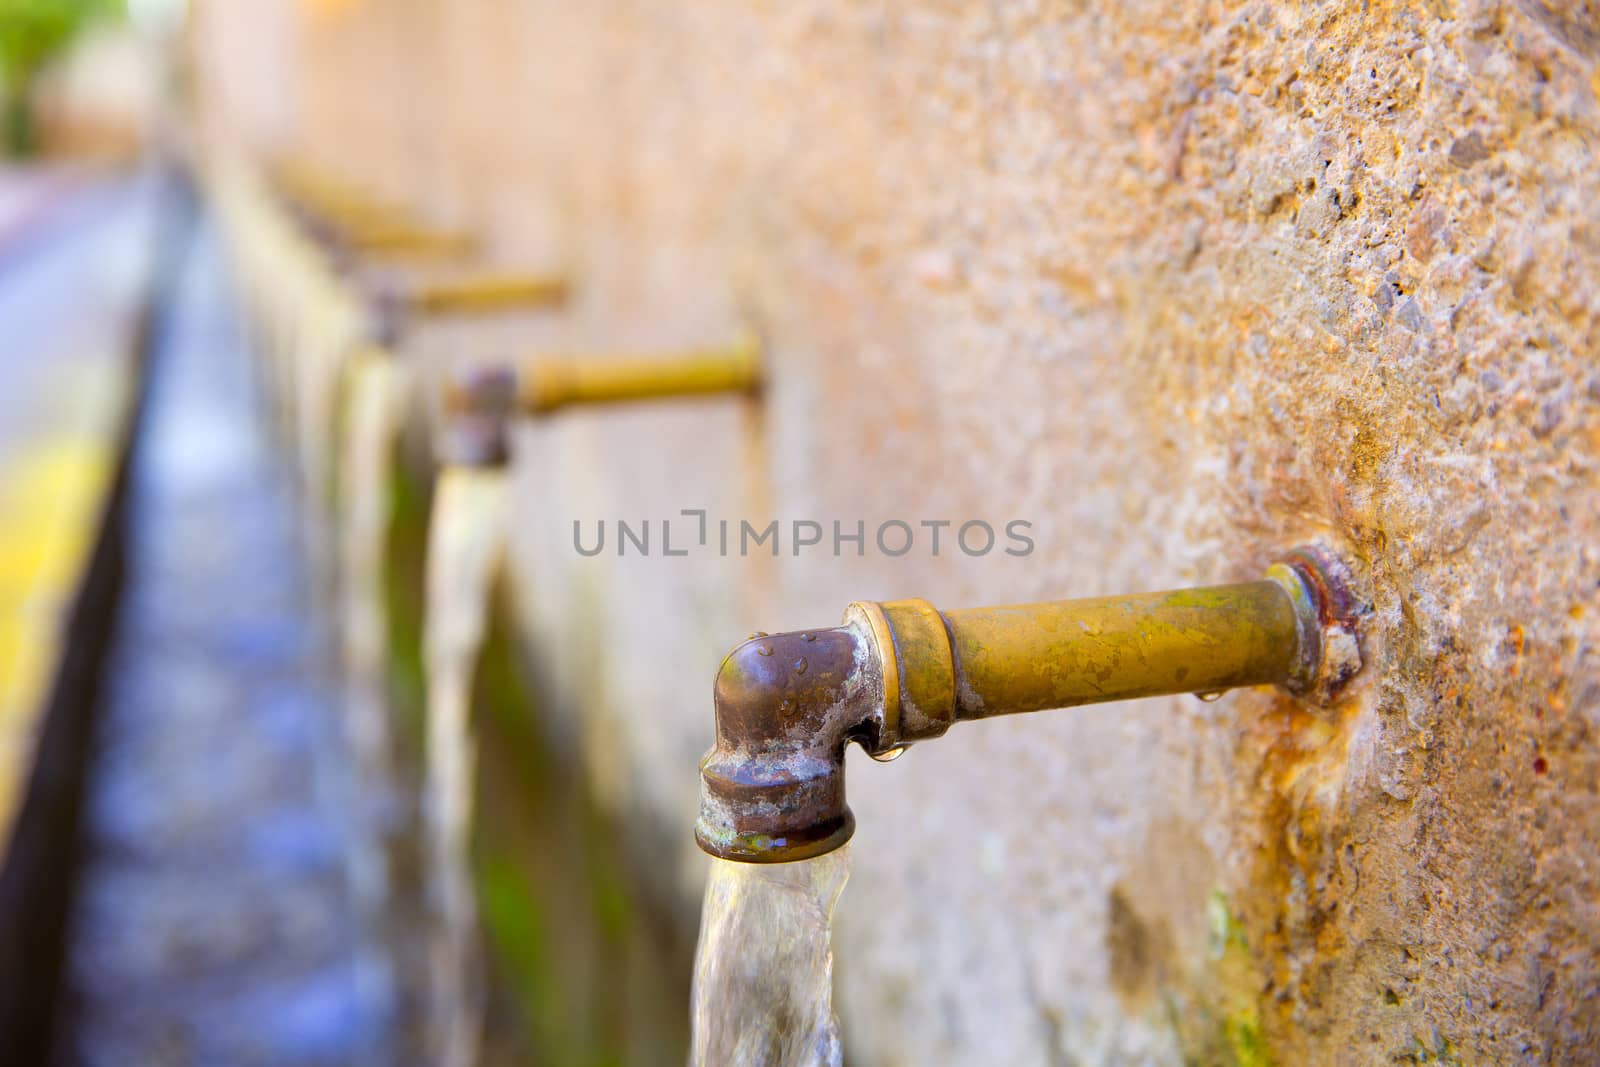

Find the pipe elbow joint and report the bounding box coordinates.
[695,625,885,863]
[437,364,517,467]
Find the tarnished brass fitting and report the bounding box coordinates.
[695,547,1364,863]
[436,334,762,468]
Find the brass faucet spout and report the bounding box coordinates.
[443,335,761,420]
[515,334,762,415]
[271,164,477,264]
[339,224,477,261]
[438,335,762,466]
[405,272,570,315]
[695,547,1362,863]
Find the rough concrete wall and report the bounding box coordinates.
[206,1,1600,1062]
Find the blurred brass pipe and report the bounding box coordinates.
[517,333,761,414]
[272,168,571,326]
[272,164,414,233]
[271,163,477,264]
[436,334,761,468]
[339,224,478,261]
[294,190,411,234]
[405,272,569,315]
[444,332,762,420]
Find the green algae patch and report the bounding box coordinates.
[382,458,430,748]
[1165,891,1275,1067]
[467,581,686,1065]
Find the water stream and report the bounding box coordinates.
[290,290,363,575]
[691,847,851,1067]
[335,349,414,1009]
[423,465,510,1067]
[339,350,412,798]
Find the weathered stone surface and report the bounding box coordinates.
[199,0,1600,1061]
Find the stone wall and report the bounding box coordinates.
[194,1,1600,1062]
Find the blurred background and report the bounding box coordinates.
[2,2,1597,1065]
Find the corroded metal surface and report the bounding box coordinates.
[696,626,878,863]
[696,549,1361,863]
[940,581,1301,720]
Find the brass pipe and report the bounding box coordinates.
[406,272,569,315]
[942,582,1305,715]
[272,167,574,316]
[262,166,570,473]
[272,167,420,241]
[339,224,478,260]
[290,208,476,268]
[271,166,477,264]
[436,334,762,467]
[275,178,570,317]
[369,270,572,349]
[515,334,762,415]
[695,546,1364,863]
[293,192,412,235]
[438,335,761,428]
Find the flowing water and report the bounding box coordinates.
[691,847,851,1067]
[339,350,412,795]
[336,350,414,1019]
[423,465,510,1067]
[290,289,364,577]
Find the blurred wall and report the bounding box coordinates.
[194,1,1600,1063]
[190,0,297,150]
